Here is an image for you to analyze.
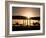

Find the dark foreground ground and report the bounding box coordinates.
[12,25,40,31]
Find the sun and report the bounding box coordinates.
[27,16,30,18]
[22,11,34,18]
[25,12,32,18]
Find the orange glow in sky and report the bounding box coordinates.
[12,7,40,17]
[12,7,40,26]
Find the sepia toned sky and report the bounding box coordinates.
[12,7,40,25]
[12,7,40,18]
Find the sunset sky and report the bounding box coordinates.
[12,7,40,26]
[12,7,40,18]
